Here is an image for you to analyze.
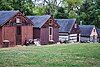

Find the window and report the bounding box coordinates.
[94,29,95,32]
[16,18,20,23]
[74,24,77,28]
[50,27,52,35]
[49,19,52,26]
[49,27,53,35]
[49,27,53,41]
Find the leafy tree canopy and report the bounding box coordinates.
[0,0,100,27]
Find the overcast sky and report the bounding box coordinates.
[33,0,62,6]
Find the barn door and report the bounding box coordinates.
[16,26,22,45]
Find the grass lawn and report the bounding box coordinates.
[0,43,100,67]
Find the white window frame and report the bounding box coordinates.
[74,24,77,28]
[16,18,20,23]
[49,27,53,41]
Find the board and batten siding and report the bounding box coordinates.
[22,26,33,45]
[40,28,49,44]
[2,26,16,47]
[0,28,2,47]
[33,28,40,39]
[53,28,59,42]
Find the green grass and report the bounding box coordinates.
[0,43,100,67]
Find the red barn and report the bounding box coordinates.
[0,11,33,47]
[27,15,60,44]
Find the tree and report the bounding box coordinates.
[9,0,35,15]
[33,0,63,17]
[62,0,84,19]
[55,7,68,19]
[0,0,13,10]
[0,0,100,28]
[79,0,100,27]
[0,0,35,15]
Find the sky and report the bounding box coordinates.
[32,0,62,6]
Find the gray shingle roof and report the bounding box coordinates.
[97,28,100,37]
[27,15,51,28]
[55,19,76,33]
[0,11,19,25]
[79,25,94,37]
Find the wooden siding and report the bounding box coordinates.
[59,36,68,41]
[40,28,49,44]
[80,26,98,42]
[69,34,77,42]
[34,27,59,44]
[32,16,59,45]
[33,28,40,39]
[42,17,60,28]
[2,26,16,47]
[71,23,80,34]
[0,11,33,47]
[22,26,33,45]
[58,23,80,43]
[1,12,33,27]
[80,37,90,42]
[59,33,78,43]
[69,23,80,42]
[0,28,2,47]
[53,28,59,42]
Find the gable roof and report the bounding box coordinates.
[55,19,76,33]
[27,15,51,28]
[79,25,94,37]
[97,28,100,37]
[0,11,19,25]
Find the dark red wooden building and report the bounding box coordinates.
[27,15,60,44]
[0,11,33,47]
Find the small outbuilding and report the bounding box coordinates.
[55,19,81,43]
[0,11,33,47]
[79,25,98,42]
[27,15,60,44]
